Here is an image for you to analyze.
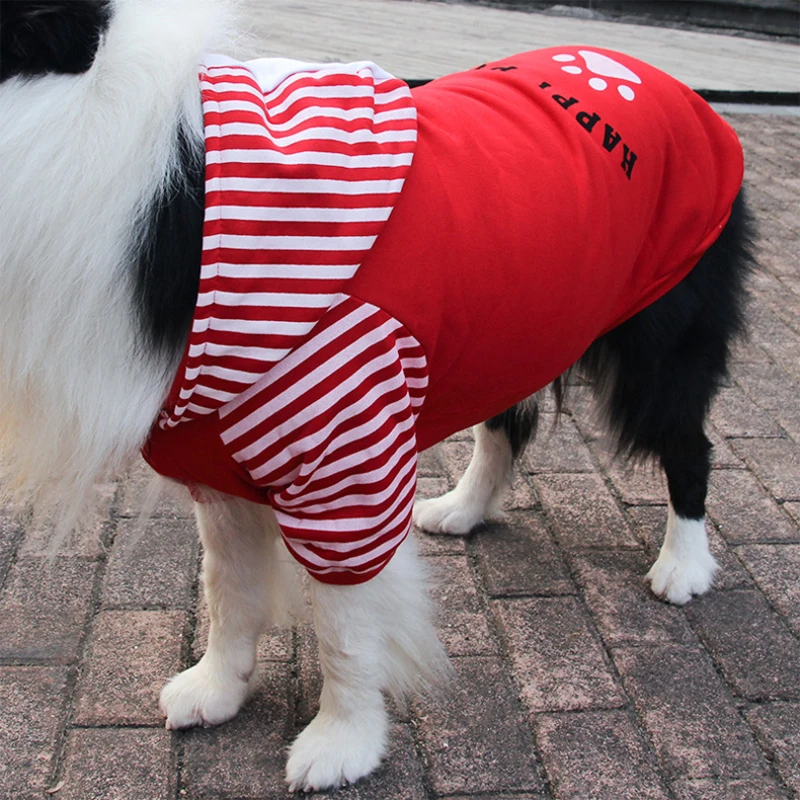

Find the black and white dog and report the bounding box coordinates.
[0,0,753,792]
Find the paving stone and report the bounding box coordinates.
[773,287,800,335]
[708,469,799,544]
[73,610,185,726]
[591,448,668,506]
[440,795,544,800]
[503,470,539,511]
[415,475,449,500]
[534,473,639,549]
[570,550,696,647]
[729,335,769,366]
[413,656,543,796]
[181,661,294,798]
[307,724,428,800]
[671,776,790,800]
[0,667,68,798]
[731,437,800,501]
[536,709,670,800]
[417,446,444,477]
[102,517,199,609]
[56,728,175,800]
[736,544,800,636]
[627,505,753,591]
[748,307,800,381]
[427,555,497,656]
[564,385,603,441]
[248,0,800,91]
[685,591,800,701]
[782,501,800,527]
[0,557,97,664]
[493,597,625,713]
[746,703,800,796]
[779,275,800,296]
[523,414,595,473]
[709,386,783,439]
[296,624,322,727]
[0,513,23,590]
[118,459,194,518]
[438,440,476,485]
[736,361,800,442]
[614,646,767,779]
[415,529,468,558]
[707,425,745,469]
[473,513,575,597]
[751,269,800,334]
[18,483,116,559]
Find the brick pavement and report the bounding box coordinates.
[2,7,800,800]
[236,0,800,92]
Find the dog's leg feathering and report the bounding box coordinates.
[160,497,300,729]
[287,535,449,791]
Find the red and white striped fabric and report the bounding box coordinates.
[219,295,428,582]
[160,56,418,429]
[154,56,425,583]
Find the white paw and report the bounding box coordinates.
[646,549,719,605]
[159,659,256,729]
[286,707,388,792]
[413,491,487,535]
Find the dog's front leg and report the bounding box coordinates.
[413,422,513,534]
[286,535,449,792]
[160,497,289,729]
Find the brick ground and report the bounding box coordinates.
[1,18,799,800]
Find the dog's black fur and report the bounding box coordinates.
[0,1,205,359]
[0,0,111,81]
[135,128,205,358]
[492,189,754,521]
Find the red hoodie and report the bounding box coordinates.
[144,47,744,584]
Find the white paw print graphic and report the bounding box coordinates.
[552,50,641,101]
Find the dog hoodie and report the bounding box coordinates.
[143,48,744,584]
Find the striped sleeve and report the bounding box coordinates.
[218,295,428,584]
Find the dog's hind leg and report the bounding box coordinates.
[286,534,448,791]
[160,496,300,728]
[646,430,719,604]
[585,343,721,605]
[412,397,538,534]
[581,190,753,604]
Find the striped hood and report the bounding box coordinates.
[159,56,417,430]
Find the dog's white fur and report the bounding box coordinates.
[0,0,230,537]
[646,504,719,604]
[413,423,513,534]
[160,496,302,730]
[0,0,718,790]
[0,2,449,789]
